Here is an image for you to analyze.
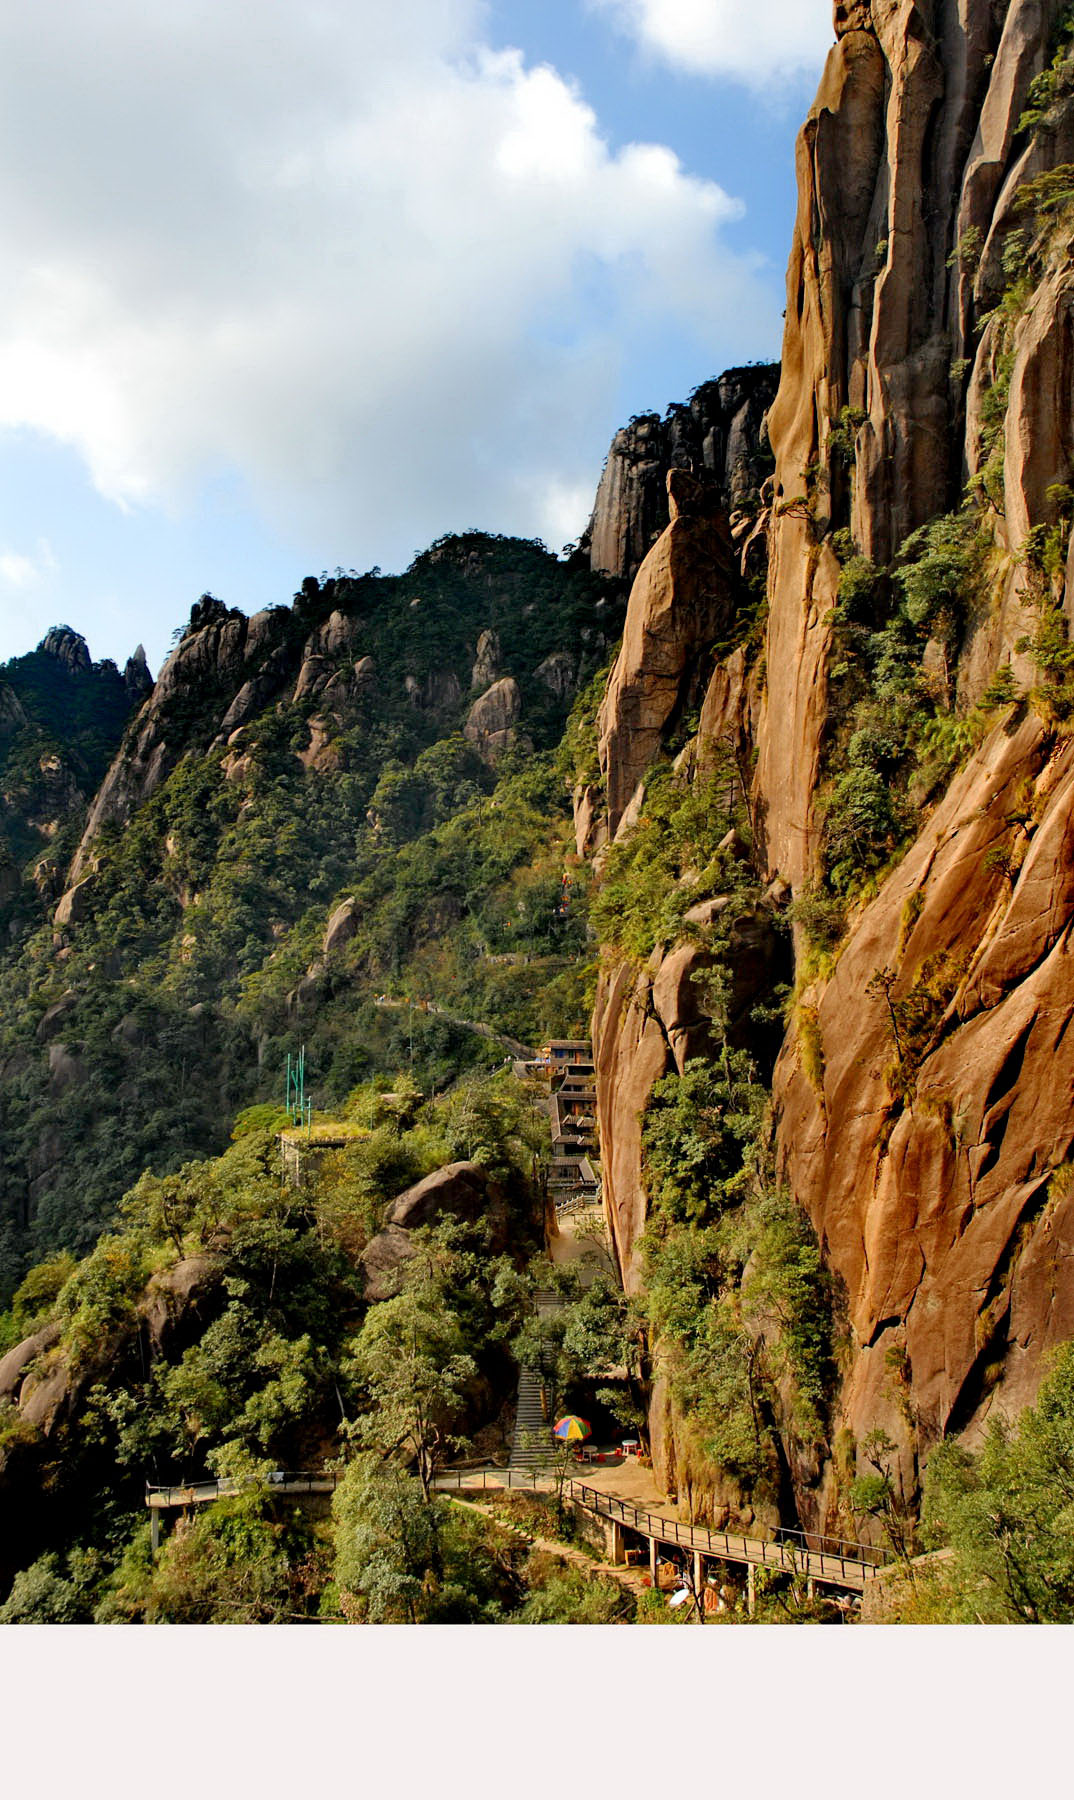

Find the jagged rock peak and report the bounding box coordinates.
[182,593,242,642]
[37,626,91,674]
[123,644,153,702]
[585,363,778,583]
[471,628,501,692]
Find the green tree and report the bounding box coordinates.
[922,1342,1074,1622]
[99,1495,324,1624]
[345,1255,477,1499]
[0,1548,104,1623]
[332,1453,445,1623]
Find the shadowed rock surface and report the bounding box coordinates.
[585,365,778,584]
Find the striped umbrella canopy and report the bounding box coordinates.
[552,1414,592,1443]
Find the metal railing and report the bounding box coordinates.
[145,1469,340,1508]
[432,1467,881,1589]
[145,1463,881,1586]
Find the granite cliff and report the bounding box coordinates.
[583,0,1074,1537]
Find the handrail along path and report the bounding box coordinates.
[433,1466,881,1593]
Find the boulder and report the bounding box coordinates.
[572,783,607,859]
[47,1043,86,1097]
[360,1163,510,1301]
[35,994,77,1043]
[323,897,359,957]
[287,962,324,1014]
[423,670,462,713]
[292,656,331,703]
[464,677,521,762]
[305,609,359,659]
[18,1353,71,1433]
[358,1224,418,1302]
[216,672,279,737]
[54,879,94,934]
[386,1161,496,1231]
[297,717,340,773]
[139,1256,222,1350]
[0,1323,60,1403]
[111,1013,149,1048]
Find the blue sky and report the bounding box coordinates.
[0,1,833,674]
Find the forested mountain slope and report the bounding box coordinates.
[0,627,146,926]
[0,538,624,1290]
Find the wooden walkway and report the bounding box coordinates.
[145,1472,338,1550]
[146,1472,338,1510]
[433,1468,882,1595]
[145,1465,881,1595]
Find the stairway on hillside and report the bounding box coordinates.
[509,1365,554,1471]
[508,1291,565,1472]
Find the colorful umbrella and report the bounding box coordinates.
[552,1415,591,1443]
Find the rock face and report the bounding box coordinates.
[585,0,1074,1532]
[756,0,1068,884]
[464,676,521,762]
[585,365,779,583]
[777,710,1074,1504]
[597,471,741,834]
[594,893,787,1297]
[0,684,27,737]
[471,629,501,692]
[760,0,1074,1486]
[534,652,577,699]
[65,597,287,889]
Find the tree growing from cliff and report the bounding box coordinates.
[921,1341,1074,1623]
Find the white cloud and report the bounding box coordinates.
[589,0,833,86]
[0,1,783,566]
[0,540,57,590]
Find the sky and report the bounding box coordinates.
[0,0,835,673]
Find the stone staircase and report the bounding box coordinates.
[508,1291,565,1472]
[509,1365,555,1471]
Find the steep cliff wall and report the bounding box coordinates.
[758,0,1070,887]
[586,0,1074,1530]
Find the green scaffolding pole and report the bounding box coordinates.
[285,1045,307,1129]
